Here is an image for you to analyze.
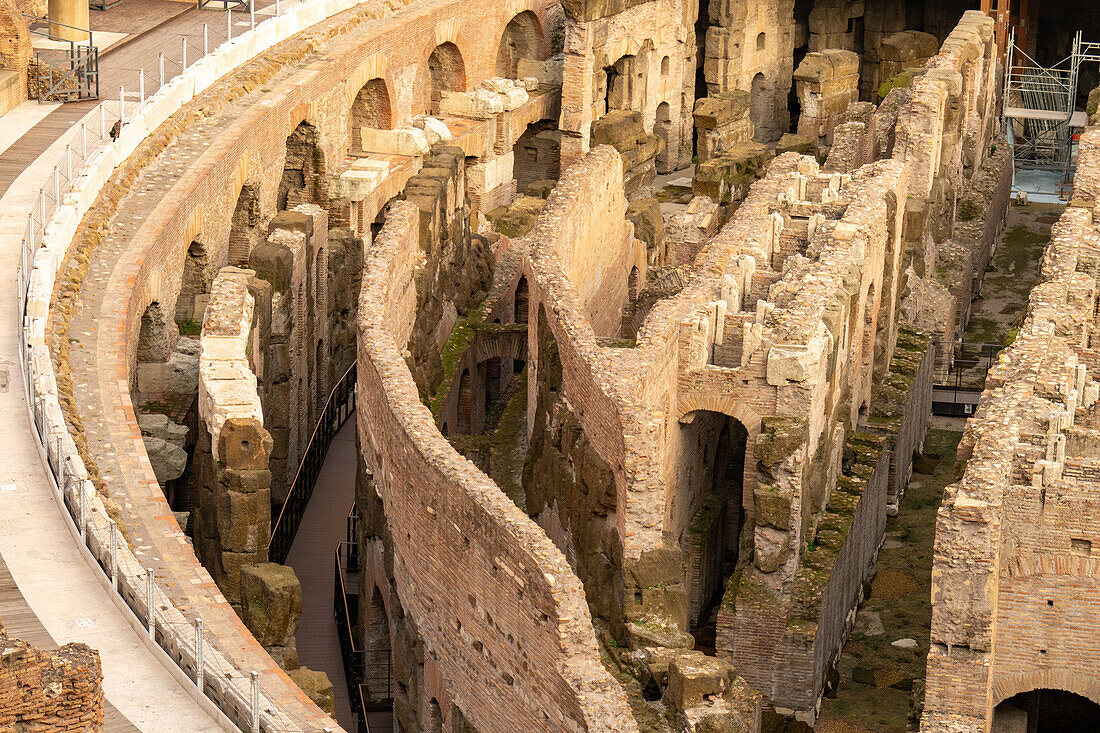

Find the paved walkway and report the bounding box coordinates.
[286,420,356,728]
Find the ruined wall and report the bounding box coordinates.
[0,622,104,733]
[558,0,694,168]
[356,199,639,732]
[921,127,1100,732]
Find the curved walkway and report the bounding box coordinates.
[0,137,228,731]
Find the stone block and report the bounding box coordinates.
[359,126,430,157]
[439,89,504,119]
[766,343,823,385]
[218,416,272,470]
[215,487,271,553]
[287,667,335,716]
[239,563,302,647]
[666,651,735,709]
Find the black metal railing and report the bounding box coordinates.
[932,341,1002,390]
[335,538,393,732]
[269,363,356,563]
[23,14,99,101]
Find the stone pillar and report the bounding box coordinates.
[794,49,860,148]
[47,0,88,41]
[692,90,753,163]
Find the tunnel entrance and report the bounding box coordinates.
[679,410,748,651]
[996,689,1100,732]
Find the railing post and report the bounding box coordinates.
[249,0,254,30]
[182,36,187,69]
[66,144,71,186]
[203,24,208,55]
[100,104,105,139]
[139,68,145,102]
[39,189,45,229]
[119,85,124,122]
[77,479,86,542]
[228,7,232,41]
[159,52,164,87]
[109,519,118,591]
[81,123,86,159]
[250,671,260,733]
[53,166,59,208]
[146,567,155,638]
[275,0,279,15]
[194,618,204,694]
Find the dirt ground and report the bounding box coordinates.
[816,429,963,732]
[961,202,1063,346]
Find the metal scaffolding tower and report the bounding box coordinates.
[1003,30,1100,184]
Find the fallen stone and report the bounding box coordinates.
[891,637,919,649]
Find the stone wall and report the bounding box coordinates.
[0,622,104,733]
[794,49,860,148]
[356,198,639,732]
[921,127,1100,732]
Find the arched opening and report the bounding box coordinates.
[514,276,529,324]
[137,301,171,364]
[603,54,637,115]
[176,239,209,324]
[427,699,443,733]
[364,587,392,701]
[495,11,544,80]
[228,184,259,266]
[628,266,640,302]
[756,32,766,51]
[350,78,392,154]
[677,410,748,652]
[456,368,474,434]
[279,121,325,211]
[428,42,466,115]
[485,357,503,418]
[512,120,561,195]
[654,101,673,173]
[750,72,769,143]
[661,55,670,76]
[995,689,1100,732]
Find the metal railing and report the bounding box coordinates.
[335,535,393,733]
[24,14,99,101]
[932,341,1002,391]
[270,362,357,564]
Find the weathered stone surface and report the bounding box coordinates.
[239,563,302,648]
[287,667,335,716]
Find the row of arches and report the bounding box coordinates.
[346,11,547,154]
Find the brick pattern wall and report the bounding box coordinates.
[0,622,104,733]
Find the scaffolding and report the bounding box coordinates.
[1003,29,1100,188]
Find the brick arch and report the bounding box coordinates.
[675,394,762,434]
[495,10,546,79]
[993,672,1100,709]
[416,31,471,115]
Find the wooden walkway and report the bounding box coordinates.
[286,419,357,729]
[0,548,141,733]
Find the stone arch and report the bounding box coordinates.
[676,408,750,632]
[137,301,173,364]
[654,101,673,173]
[496,10,545,80]
[628,266,640,302]
[995,689,1100,731]
[279,121,325,211]
[512,119,561,194]
[604,54,639,114]
[750,72,769,143]
[349,78,392,154]
[456,368,474,434]
[993,677,1100,711]
[428,42,466,115]
[514,275,529,324]
[227,183,259,266]
[427,699,443,733]
[661,55,670,76]
[175,238,209,324]
[756,32,766,51]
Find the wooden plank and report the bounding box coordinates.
[1003,106,1069,122]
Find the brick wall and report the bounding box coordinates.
[0,622,104,733]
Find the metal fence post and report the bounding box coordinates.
[53,166,59,208]
[66,144,71,186]
[39,189,45,229]
[146,568,155,638]
[182,36,187,69]
[194,618,204,694]
[119,86,124,122]
[275,0,279,15]
[159,52,165,87]
[228,7,232,41]
[81,123,86,159]
[100,104,105,139]
[140,68,145,102]
[203,24,208,55]
[249,0,254,30]
[250,671,260,733]
[109,519,118,591]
